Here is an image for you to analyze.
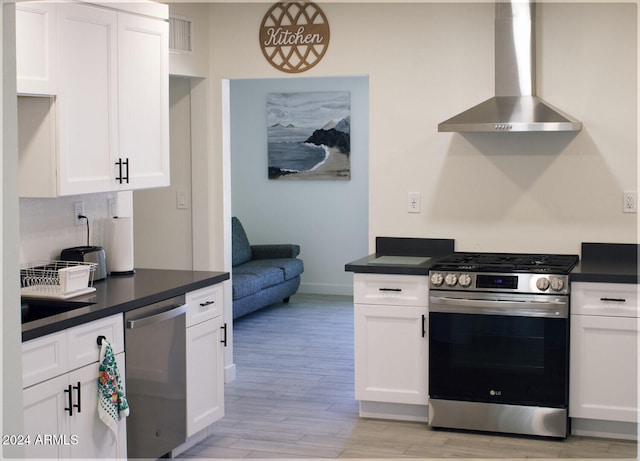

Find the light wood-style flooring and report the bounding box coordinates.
[177,294,638,460]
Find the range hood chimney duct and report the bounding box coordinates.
[438,0,582,133]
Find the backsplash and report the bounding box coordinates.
[20,192,119,263]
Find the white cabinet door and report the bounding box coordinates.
[68,354,127,459]
[23,374,71,459]
[57,2,118,195]
[570,314,638,423]
[354,303,428,405]
[117,13,170,190]
[186,316,225,436]
[16,1,57,95]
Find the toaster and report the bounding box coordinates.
[60,246,107,281]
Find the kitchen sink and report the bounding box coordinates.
[21,298,95,323]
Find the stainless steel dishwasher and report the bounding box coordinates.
[124,295,187,459]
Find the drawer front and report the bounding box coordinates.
[22,330,68,388]
[67,314,124,371]
[186,284,223,327]
[354,274,428,307]
[571,282,639,318]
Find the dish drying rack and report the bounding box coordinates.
[21,261,97,299]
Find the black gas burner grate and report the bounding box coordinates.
[432,252,579,274]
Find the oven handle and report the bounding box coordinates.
[429,296,568,318]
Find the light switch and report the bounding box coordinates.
[177,190,189,210]
[408,192,421,213]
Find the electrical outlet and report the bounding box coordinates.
[623,191,637,213]
[408,192,421,213]
[74,201,85,226]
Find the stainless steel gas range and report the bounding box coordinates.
[427,252,579,438]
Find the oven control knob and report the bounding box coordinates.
[550,277,565,292]
[444,273,458,287]
[536,277,550,291]
[430,273,444,287]
[458,274,472,287]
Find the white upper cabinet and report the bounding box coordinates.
[16,1,57,95]
[17,0,170,197]
[117,12,170,191]
[56,2,118,195]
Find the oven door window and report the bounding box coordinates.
[429,313,568,407]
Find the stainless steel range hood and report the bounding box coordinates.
[438,1,582,133]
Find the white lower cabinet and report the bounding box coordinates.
[23,355,127,459]
[570,282,639,440]
[22,314,127,459]
[354,303,428,404]
[186,316,225,436]
[23,374,69,459]
[185,285,226,437]
[353,273,429,421]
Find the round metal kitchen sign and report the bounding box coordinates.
[260,0,330,73]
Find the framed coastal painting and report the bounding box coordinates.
[266,91,351,180]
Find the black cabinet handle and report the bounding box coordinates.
[221,323,228,347]
[379,288,402,292]
[115,158,130,183]
[200,300,215,307]
[600,297,626,303]
[422,314,426,338]
[73,382,81,413]
[122,158,129,184]
[115,158,123,183]
[64,385,73,416]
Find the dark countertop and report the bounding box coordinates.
[345,239,638,283]
[571,243,638,284]
[345,237,455,275]
[22,268,230,341]
[344,253,440,275]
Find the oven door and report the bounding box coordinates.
[429,291,569,408]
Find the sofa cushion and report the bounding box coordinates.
[231,273,263,299]
[236,265,285,287]
[251,244,300,259]
[240,258,304,281]
[232,217,252,267]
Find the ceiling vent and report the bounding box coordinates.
[169,16,193,54]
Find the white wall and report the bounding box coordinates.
[230,77,369,295]
[134,77,193,270]
[207,1,638,256]
[2,0,25,452]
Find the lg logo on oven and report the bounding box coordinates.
[490,390,502,396]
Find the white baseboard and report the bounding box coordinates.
[359,400,429,423]
[298,282,353,296]
[224,362,236,383]
[571,418,638,441]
